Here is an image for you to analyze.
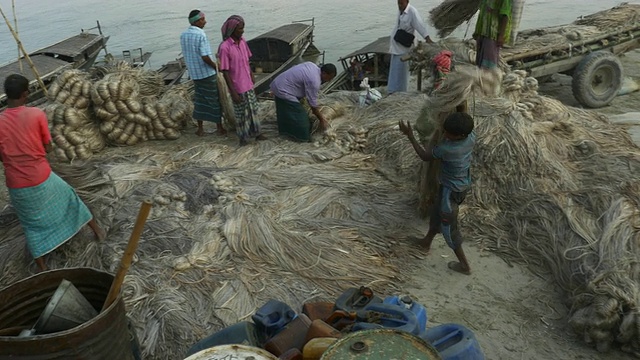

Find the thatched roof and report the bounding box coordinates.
[339,36,390,60]
[249,23,313,45]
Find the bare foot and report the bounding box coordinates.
[239,139,249,146]
[195,129,205,137]
[448,261,471,275]
[256,134,267,141]
[217,129,228,136]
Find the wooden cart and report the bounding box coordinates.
[502,3,640,108]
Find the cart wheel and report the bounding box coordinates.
[571,51,623,108]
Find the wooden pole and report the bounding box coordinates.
[101,200,153,312]
[0,4,48,96]
[11,0,22,73]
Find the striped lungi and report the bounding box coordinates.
[193,75,222,123]
[275,96,311,142]
[387,54,409,93]
[9,172,92,259]
[233,89,261,141]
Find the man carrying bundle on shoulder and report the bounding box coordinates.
[0,74,106,272]
[398,113,475,275]
[473,0,512,70]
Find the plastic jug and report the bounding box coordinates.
[383,295,428,333]
[186,321,260,356]
[302,302,335,322]
[422,323,485,360]
[334,287,382,312]
[350,303,421,336]
[264,314,312,357]
[253,299,297,339]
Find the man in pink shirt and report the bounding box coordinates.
[0,74,105,271]
[218,15,266,146]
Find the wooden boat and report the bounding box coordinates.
[248,18,316,96]
[322,36,391,94]
[157,56,186,86]
[95,47,153,68]
[0,22,109,108]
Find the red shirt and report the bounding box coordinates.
[0,106,52,189]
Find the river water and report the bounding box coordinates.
[0,0,635,70]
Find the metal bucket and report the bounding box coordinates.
[35,279,98,334]
[0,268,136,360]
[320,328,442,360]
[184,344,278,360]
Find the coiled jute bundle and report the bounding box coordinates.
[91,72,191,145]
[45,70,106,162]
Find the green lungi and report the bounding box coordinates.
[275,96,311,142]
[9,172,92,258]
[193,75,222,123]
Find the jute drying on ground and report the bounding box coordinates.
[0,92,425,359]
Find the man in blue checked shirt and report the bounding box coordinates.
[181,9,225,136]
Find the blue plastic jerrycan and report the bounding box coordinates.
[383,295,428,334]
[252,299,297,339]
[422,323,485,360]
[351,302,421,336]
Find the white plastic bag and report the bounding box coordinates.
[358,78,382,107]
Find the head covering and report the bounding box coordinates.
[221,15,244,40]
[189,11,205,24]
[432,50,453,90]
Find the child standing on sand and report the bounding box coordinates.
[399,112,475,275]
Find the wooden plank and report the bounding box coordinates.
[0,55,70,88]
[32,33,102,58]
[528,56,582,78]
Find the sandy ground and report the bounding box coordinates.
[1,50,639,359]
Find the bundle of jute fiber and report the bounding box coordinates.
[47,69,93,109]
[428,0,482,39]
[404,66,640,355]
[44,70,106,162]
[46,106,106,162]
[91,71,189,144]
[213,62,237,130]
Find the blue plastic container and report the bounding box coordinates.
[383,295,428,333]
[251,299,297,339]
[185,321,260,356]
[351,303,421,336]
[422,323,485,360]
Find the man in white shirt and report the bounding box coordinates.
[388,0,433,93]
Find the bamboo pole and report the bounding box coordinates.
[0,4,48,96]
[12,0,22,73]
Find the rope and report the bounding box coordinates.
[12,0,21,73]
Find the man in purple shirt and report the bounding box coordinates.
[269,62,336,142]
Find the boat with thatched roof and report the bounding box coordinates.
[322,36,391,94]
[248,19,317,97]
